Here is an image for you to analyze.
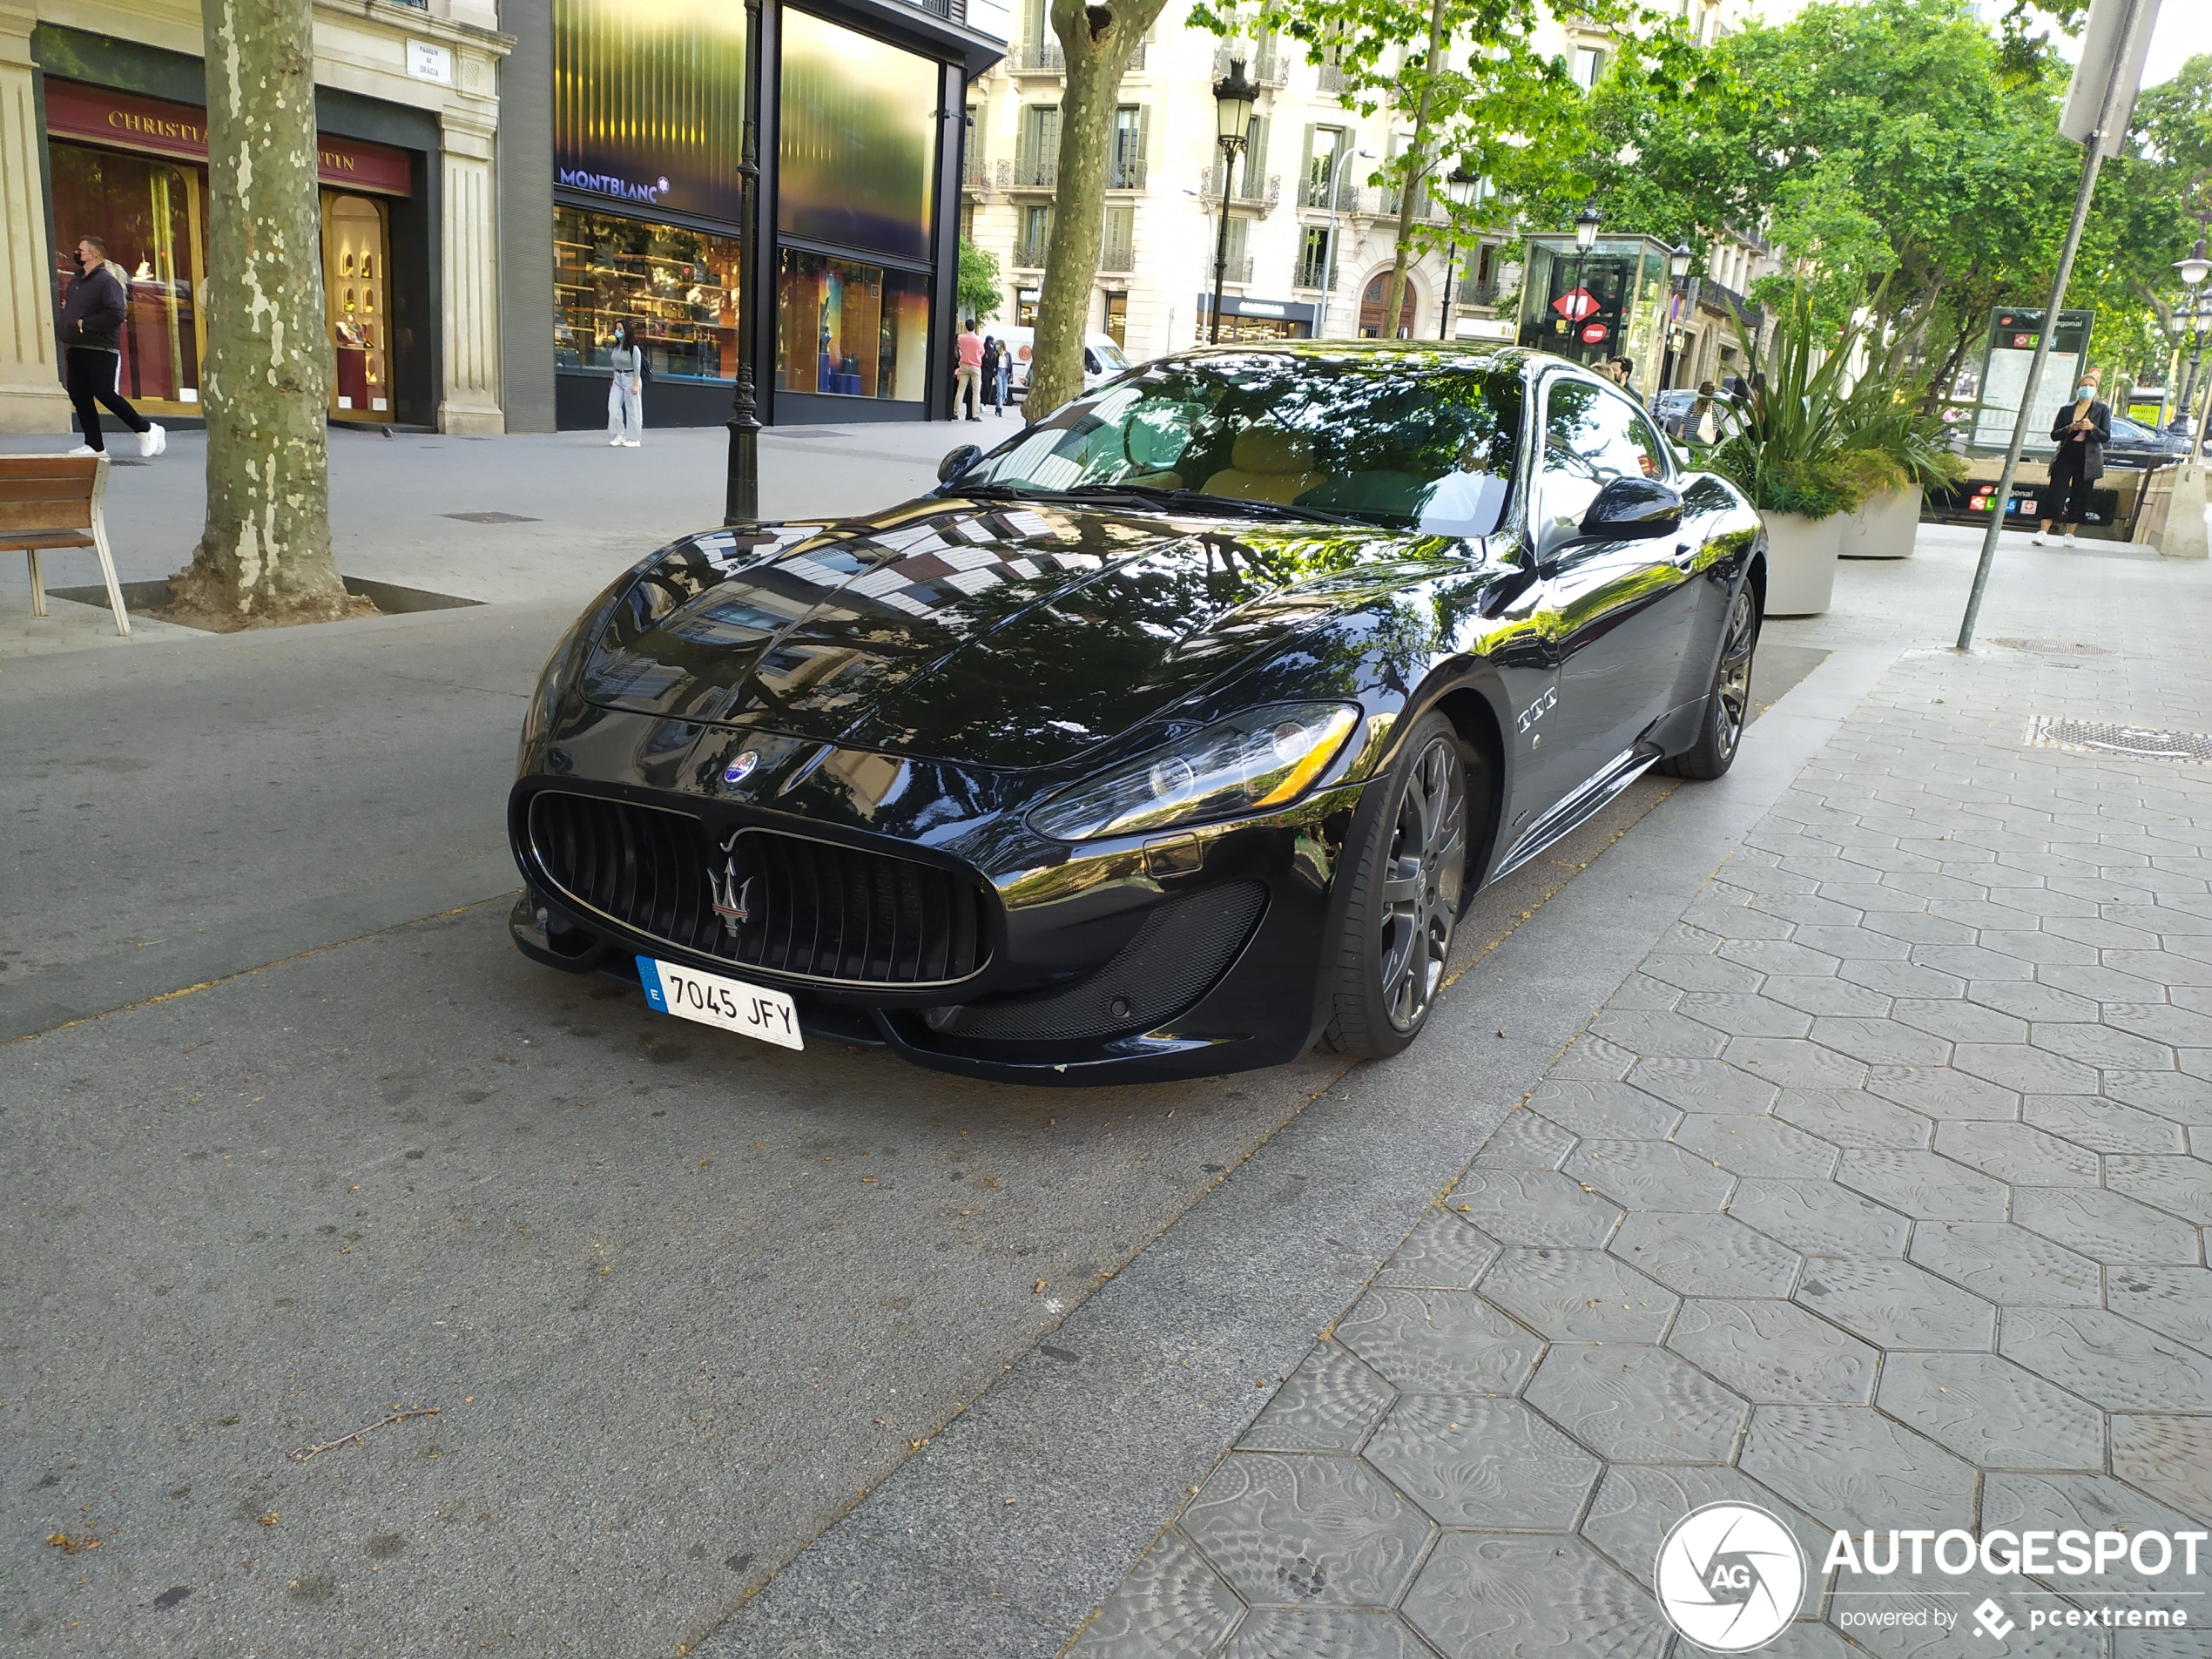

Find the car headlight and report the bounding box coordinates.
[1029,703,1361,842]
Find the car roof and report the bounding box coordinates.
[1165,340,1545,375]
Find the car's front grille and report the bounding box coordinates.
[527,792,990,987]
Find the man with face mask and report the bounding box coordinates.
[57,235,165,460]
[2033,370,2107,547]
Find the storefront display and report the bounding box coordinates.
[553,207,741,382]
[775,249,929,401]
[43,81,412,424]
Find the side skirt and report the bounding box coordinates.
[1487,746,1662,881]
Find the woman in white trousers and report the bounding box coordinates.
[607,320,644,447]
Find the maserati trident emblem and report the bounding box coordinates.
[708,858,753,935]
[723,750,760,786]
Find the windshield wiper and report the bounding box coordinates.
[1050,483,1371,528]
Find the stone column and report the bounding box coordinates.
[438,98,503,435]
[0,3,71,433]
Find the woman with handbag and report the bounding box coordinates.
[607,320,646,448]
[2033,374,2108,547]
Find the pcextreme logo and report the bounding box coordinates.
[1655,1503,1807,1652]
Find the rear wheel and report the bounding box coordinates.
[1659,583,1757,781]
[1325,711,1474,1060]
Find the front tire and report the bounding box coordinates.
[1325,711,1474,1060]
[1659,583,1757,781]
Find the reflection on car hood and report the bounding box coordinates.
[580,496,1466,769]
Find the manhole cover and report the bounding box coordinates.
[2025,717,2212,762]
[442,510,539,524]
[1992,637,2109,657]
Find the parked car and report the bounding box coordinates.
[2102,411,2190,469]
[509,343,1765,1084]
[989,326,1130,401]
[1649,387,1746,445]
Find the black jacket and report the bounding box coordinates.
[2049,398,2109,481]
[58,260,127,353]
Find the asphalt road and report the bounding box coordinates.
[0,515,1827,1655]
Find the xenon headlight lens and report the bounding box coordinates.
[1029,703,1361,842]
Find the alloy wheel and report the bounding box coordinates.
[1376,736,1466,1033]
[1713,589,1757,759]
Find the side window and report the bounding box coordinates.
[1539,378,1666,550]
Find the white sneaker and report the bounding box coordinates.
[66,443,99,457]
[622,438,641,448]
[2063,533,2076,546]
[138,423,165,457]
[610,435,624,446]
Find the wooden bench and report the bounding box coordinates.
[0,453,130,637]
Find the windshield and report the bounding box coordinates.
[965,350,1523,536]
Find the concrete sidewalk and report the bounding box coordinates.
[1061,535,2212,1657]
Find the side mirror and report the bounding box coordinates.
[938,443,984,486]
[1577,475,1683,542]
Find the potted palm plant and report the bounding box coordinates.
[1708,284,1858,615]
[1833,352,1966,560]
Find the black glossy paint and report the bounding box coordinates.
[509,345,1766,1083]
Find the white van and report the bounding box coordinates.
[987,326,1130,401]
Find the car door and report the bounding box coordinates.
[1531,373,1702,788]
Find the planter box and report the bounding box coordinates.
[1760,510,1843,616]
[1838,485,1921,559]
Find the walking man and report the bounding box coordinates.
[954,319,983,421]
[59,236,164,459]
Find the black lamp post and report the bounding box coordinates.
[723,0,765,526]
[1208,57,1258,345]
[1436,167,1480,341]
[1661,239,1692,387]
[2172,241,2211,443]
[1568,203,1602,358]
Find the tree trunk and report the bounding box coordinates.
[1379,0,1449,338]
[172,0,359,628]
[1028,0,1164,420]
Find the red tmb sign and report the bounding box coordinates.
[1580,321,1610,344]
[1552,287,1599,322]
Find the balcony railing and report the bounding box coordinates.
[1125,37,1147,71]
[1015,235,1050,269]
[1207,166,1281,207]
[964,154,992,190]
[1108,152,1148,191]
[1207,254,1256,285]
[1293,254,1339,291]
[1215,42,1287,84]
[1101,233,1135,273]
[1300,175,1359,212]
[1008,152,1058,189]
[1318,62,1347,96]
[1012,38,1063,72]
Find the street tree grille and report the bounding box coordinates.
[527,792,993,987]
[2023,716,2212,763]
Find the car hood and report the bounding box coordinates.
[580,496,1474,770]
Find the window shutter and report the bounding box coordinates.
[1136,105,1151,181]
[1298,125,1318,206]
[1225,215,1247,266]
[1246,115,1270,182]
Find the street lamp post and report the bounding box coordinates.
[1208,58,1258,346]
[1312,144,1372,339]
[722,0,765,525]
[1568,204,1602,360]
[1660,239,1693,388]
[1436,168,1480,341]
[2172,241,2211,443]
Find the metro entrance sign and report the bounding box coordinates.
[1553,288,1599,323]
[1972,307,2094,452]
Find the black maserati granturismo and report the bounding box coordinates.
[507,343,1766,1083]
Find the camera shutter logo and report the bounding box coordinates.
[1655,1502,1806,1652]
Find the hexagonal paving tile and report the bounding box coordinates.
[1446,1170,1623,1250]
[2030,1022,2181,1072]
[1761,975,1895,1018]
[1838,959,1969,999]
[1580,1463,1827,1596]
[1907,1221,2102,1306]
[1793,924,1916,962]
[1794,1259,1996,1352]
[1674,1113,1839,1178]
[1834,1149,2010,1220]
[1181,1452,1433,1609]
[1806,1016,1952,1067]
[2013,1187,2202,1264]
[1667,1297,1878,1403]
[1967,981,2103,1023]
[1478,1247,1677,1344]
[1362,1394,1601,1529]
[1240,1341,1396,1454]
[1890,997,2028,1044]
[1676,993,1817,1040]
[1587,1008,1730,1059]
[1721,939,1846,979]
[2103,1002,2212,1048]
[1998,1305,2212,1413]
[1740,1406,1977,1531]
[1774,1089,1932,1148]
[1374,1211,1503,1291]
[2107,1266,2212,1353]
[1874,1352,2104,1471]
[1525,1343,1750,1463]
[1565,1139,1736,1212]
[2110,1414,2212,1517]
[1068,1527,1244,1659]
[1610,1209,1804,1299]
[1863,1065,2022,1122]
[1403,1533,1669,1659]
[1552,1034,1637,1081]
[1334,1288,1542,1395]
[1980,1471,2207,1575]
[2101,1070,2212,1125]
[1220,1608,1427,1659]
[2025,1095,2188,1156]
[2104,1155,2212,1225]
[1949,1042,2106,1097]
[1523,1081,1681,1142]
[1732,1178,1913,1258]
[1640,952,1765,994]
[1723,1037,1871,1090]
[1473,1110,1578,1172]
[1625,1056,1781,1116]
[1932,1121,2099,1187]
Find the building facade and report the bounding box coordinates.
[0,0,512,435]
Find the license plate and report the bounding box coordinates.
[637,956,803,1050]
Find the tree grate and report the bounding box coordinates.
[2024,716,2212,763]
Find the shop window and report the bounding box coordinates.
[779,10,939,263]
[1103,292,1128,348]
[776,249,930,401]
[48,141,205,412]
[323,194,392,418]
[553,206,740,381]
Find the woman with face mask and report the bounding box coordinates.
[2033,372,2109,547]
